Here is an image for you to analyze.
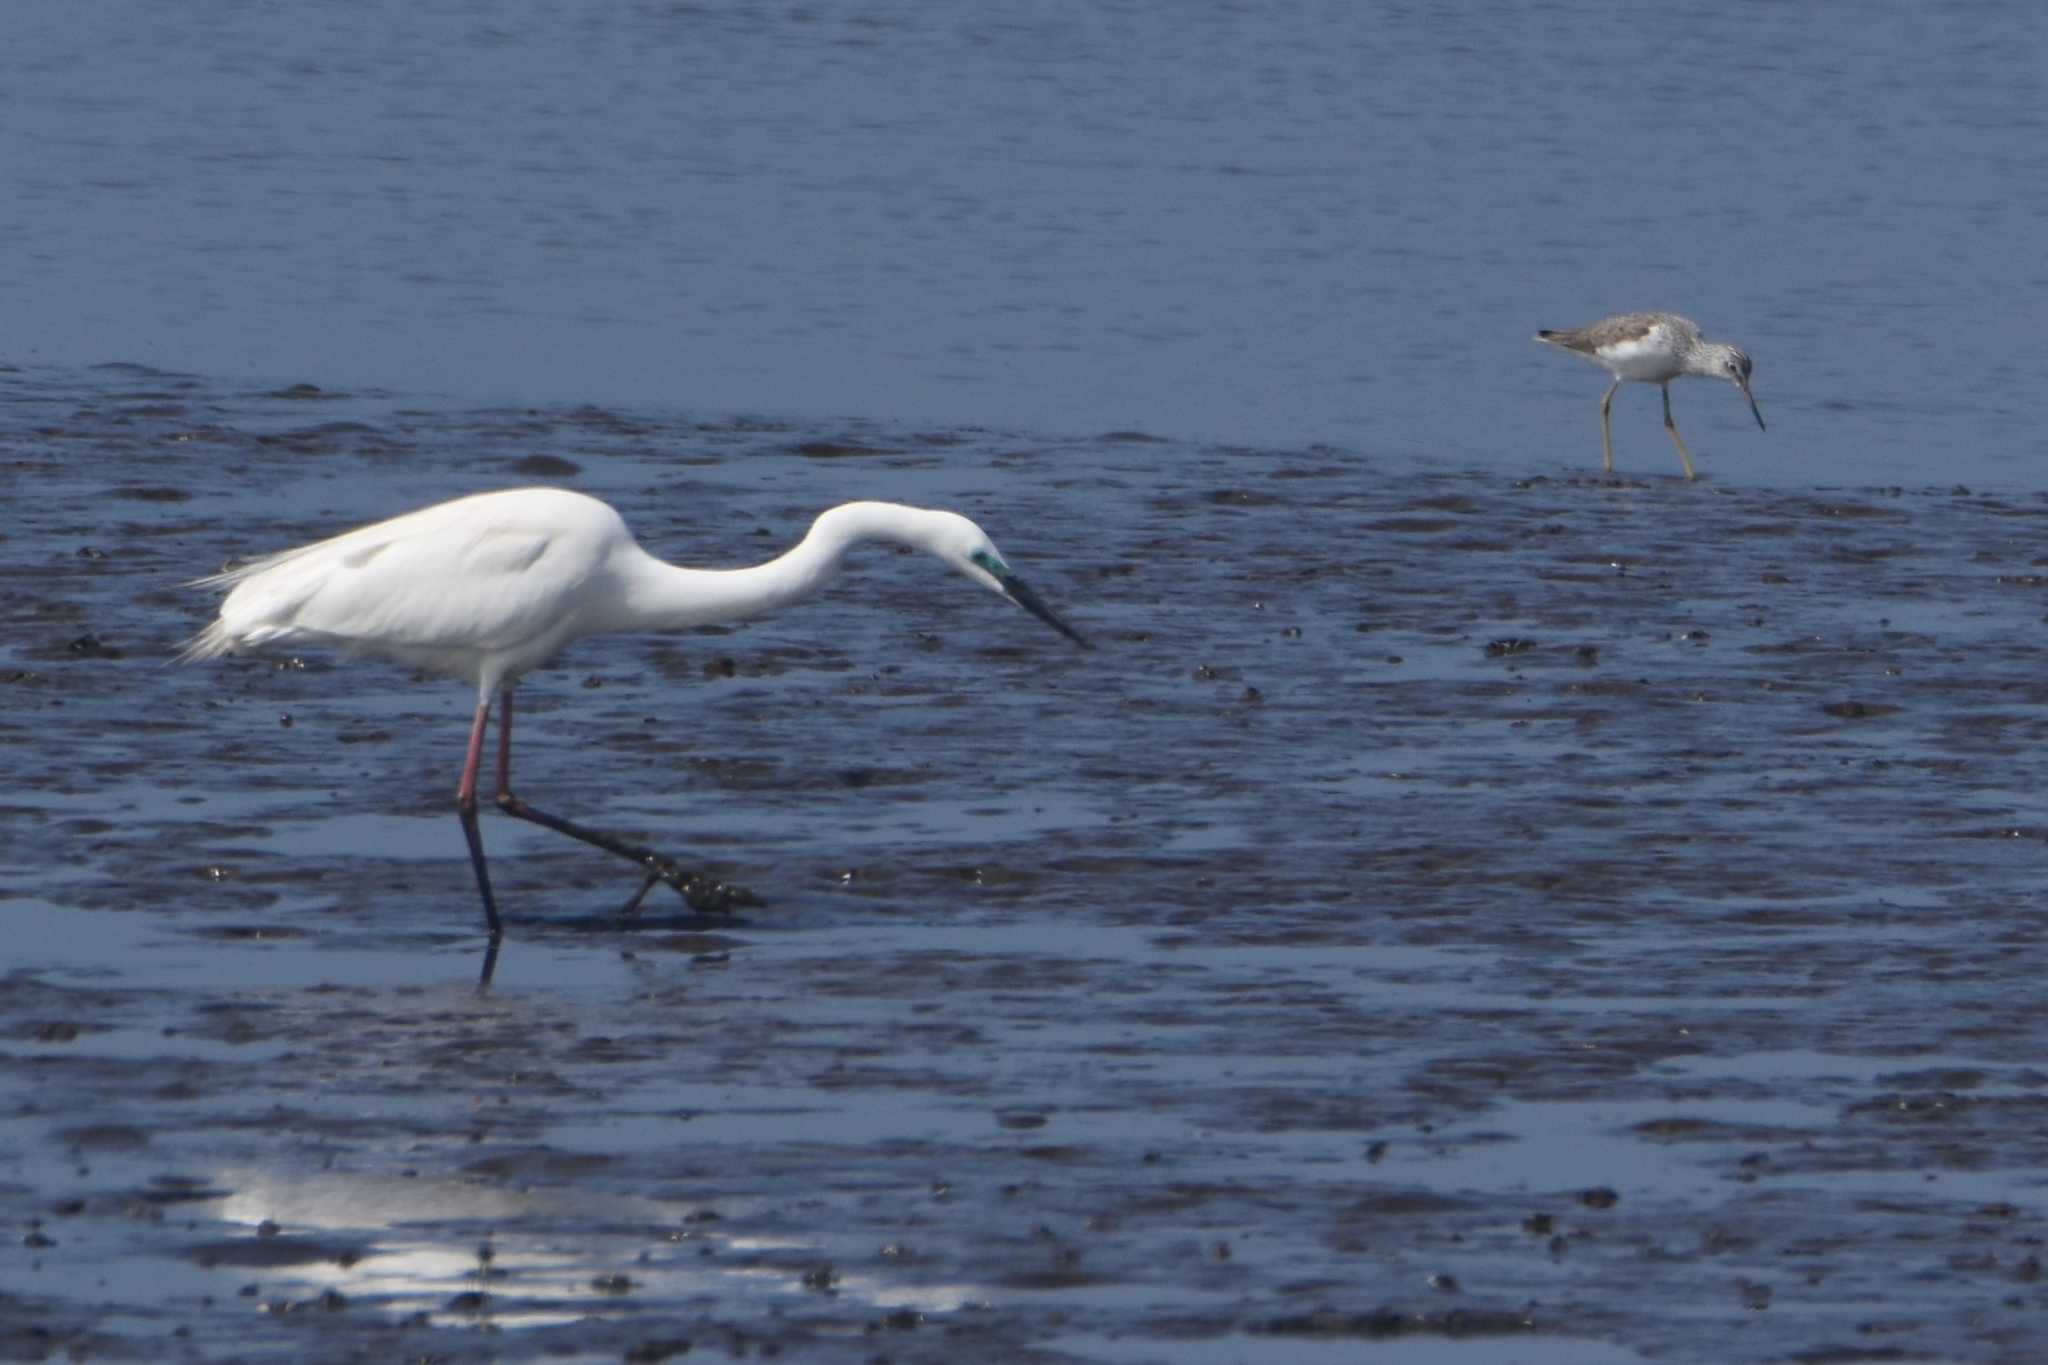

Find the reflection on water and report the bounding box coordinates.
[206,1168,997,1331]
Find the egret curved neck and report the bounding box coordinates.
[615,503,942,631]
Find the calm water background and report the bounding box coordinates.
[10,5,2048,1362]
[5,1,2045,484]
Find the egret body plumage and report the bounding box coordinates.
[182,487,1089,937]
[1534,312,1764,480]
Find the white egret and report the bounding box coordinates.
[1535,312,1764,480]
[182,486,1089,937]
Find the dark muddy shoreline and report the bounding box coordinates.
[5,367,2048,1362]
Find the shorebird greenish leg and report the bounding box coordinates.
[1599,378,1620,475]
[1661,384,1698,481]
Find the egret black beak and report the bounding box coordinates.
[1000,570,1091,649]
[1737,374,1765,432]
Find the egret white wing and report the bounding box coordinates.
[186,489,625,674]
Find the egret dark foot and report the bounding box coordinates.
[679,871,759,913]
[619,855,759,916]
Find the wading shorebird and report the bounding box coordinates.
[182,487,1090,938]
[1535,311,1765,480]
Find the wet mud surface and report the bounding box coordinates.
[7,364,2048,1362]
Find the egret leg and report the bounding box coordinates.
[456,697,505,939]
[1661,384,1698,481]
[490,687,749,916]
[1599,378,1620,476]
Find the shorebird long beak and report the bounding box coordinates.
[999,570,1092,649]
[1737,374,1766,432]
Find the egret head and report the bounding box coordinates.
[925,513,1089,649]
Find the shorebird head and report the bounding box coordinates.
[1711,344,1765,432]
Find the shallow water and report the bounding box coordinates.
[6,2,2048,485]
[6,367,2048,1361]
